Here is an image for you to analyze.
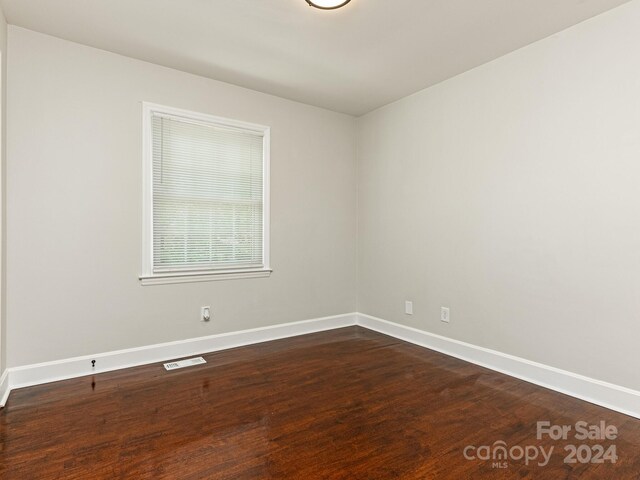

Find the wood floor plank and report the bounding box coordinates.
[1,327,638,479]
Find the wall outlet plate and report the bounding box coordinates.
[441,307,450,323]
[201,306,211,322]
[405,301,413,315]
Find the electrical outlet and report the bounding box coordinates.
[441,307,450,323]
[405,301,413,315]
[201,306,211,322]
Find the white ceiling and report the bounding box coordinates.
[1,0,631,115]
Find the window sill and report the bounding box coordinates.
[139,268,272,286]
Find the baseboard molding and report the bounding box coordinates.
[357,313,640,419]
[0,370,9,408]
[1,312,357,406]
[3,311,638,420]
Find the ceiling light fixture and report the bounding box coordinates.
[305,0,352,10]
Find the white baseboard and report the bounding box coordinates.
[357,313,640,419]
[3,311,639,420]
[1,312,357,406]
[0,370,9,407]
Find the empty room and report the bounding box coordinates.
[0,0,639,478]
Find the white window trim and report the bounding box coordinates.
[140,102,271,286]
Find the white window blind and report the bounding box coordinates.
[142,104,270,282]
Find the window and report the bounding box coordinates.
[140,103,270,285]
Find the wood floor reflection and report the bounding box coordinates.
[1,326,639,479]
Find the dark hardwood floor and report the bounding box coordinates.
[1,327,639,479]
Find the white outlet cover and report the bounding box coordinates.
[405,301,413,315]
[441,307,450,323]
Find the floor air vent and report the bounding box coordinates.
[163,357,207,371]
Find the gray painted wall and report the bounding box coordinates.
[357,1,640,391]
[6,27,356,367]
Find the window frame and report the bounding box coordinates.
[140,102,271,285]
